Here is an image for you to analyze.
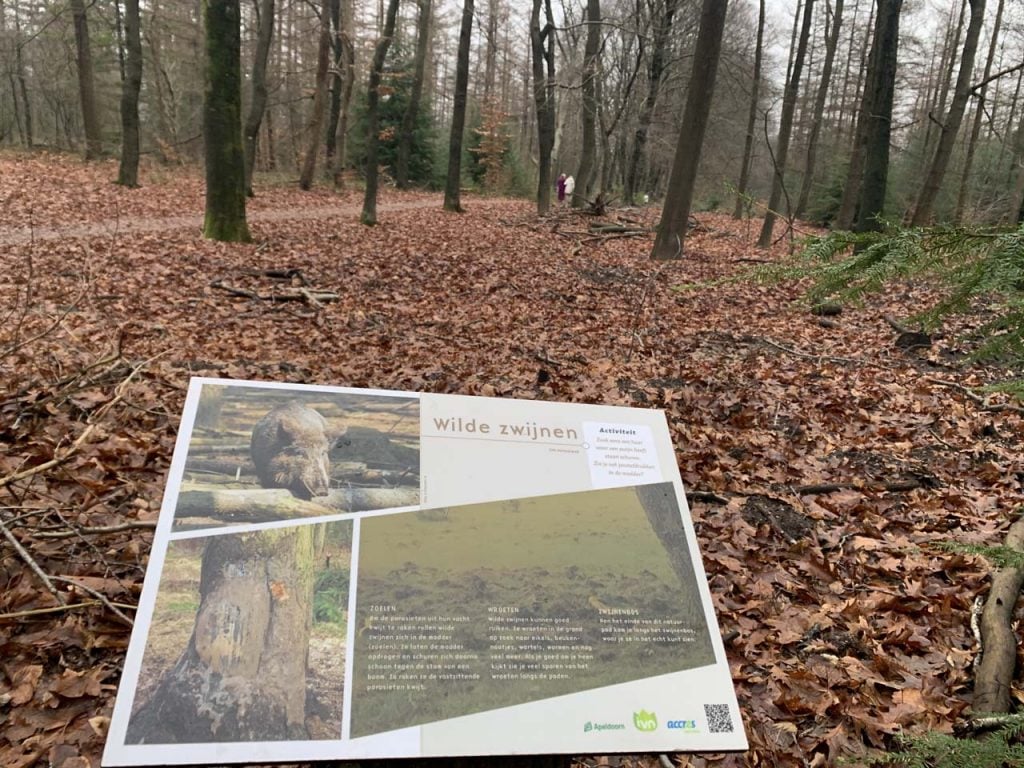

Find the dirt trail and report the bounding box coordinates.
[0,197,502,246]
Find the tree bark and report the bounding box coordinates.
[361,0,401,225]
[332,0,357,188]
[299,0,332,191]
[126,527,316,743]
[117,0,143,187]
[12,3,32,148]
[954,0,1003,223]
[174,487,419,526]
[624,0,678,206]
[243,0,275,196]
[650,0,728,260]
[324,0,343,172]
[71,0,103,160]
[757,0,815,247]
[733,0,765,219]
[396,0,432,189]
[530,0,556,215]
[443,0,474,211]
[572,0,601,208]
[911,0,985,226]
[203,0,251,242]
[795,0,844,218]
[854,0,902,232]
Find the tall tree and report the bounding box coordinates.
[243,0,275,196]
[650,0,729,260]
[733,0,765,219]
[624,0,678,205]
[361,0,401,225]
[299,0,332,190]
[529,0,556,214]
[572,0,601,208]
[911,0,986,225]
[203,0,251,242]
[396,0,432,188]
[757,0,815,247]
[795,0,844,218]
[955,0,1004,223]
[330,0,357,187]
[443,0,474,211]
[853,0,902,232]
[70,0,103,159]
[117,0,143,187]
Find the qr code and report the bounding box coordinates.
[704,703,734,733]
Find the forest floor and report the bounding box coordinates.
[1,151,1023,768]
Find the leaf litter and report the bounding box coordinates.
[1,155,1023,767]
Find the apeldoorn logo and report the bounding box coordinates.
[667,719,699,731]
[584,721,626,733]
[633,710,658,731]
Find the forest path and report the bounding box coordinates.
[0,196,506,246]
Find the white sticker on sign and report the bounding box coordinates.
[582,422,662,489]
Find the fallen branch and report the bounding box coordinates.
[929,378,1024,415]
[210,279,338,305]
[795,479,922,495]
[687,490,729,505]
[174,486,420,526]
[52,575,135,627]
[973,515,1024,715]
[0,514,65,604]
[35,521,157,539]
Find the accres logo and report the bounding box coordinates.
[633,710,658,731]
[667,719,698,730]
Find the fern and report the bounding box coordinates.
[864,721,1024,768]
[930,540,1024,569]
[748,223,1024,363]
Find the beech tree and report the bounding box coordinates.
[733,0,765,219]
[651,0,728,260]
[70,0,102,159]
[443,0,474,212]
[203,0,251,242]
[299,0,332,191]
[243,0,275,196]
[396,0,433,189]
[757,0,815,247]
[116,0,142,187]
[361,0,401,225]
[911,0,986,226]
[572,0,601,208]
[530,0,556,214]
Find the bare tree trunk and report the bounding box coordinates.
[396,0,433,188]
[624,0,678,205]
[125,527,317,743]
[361,0,401,225]
[203,0,251,242]
[117,0,143,187]
[757,0,815,247]
[572,0,601,207]
[854,0,902,232]
[332,3,356,188]
[299,0,332,191]
[955,0,1003,223]
[911,0,985,226]
[71,0,103,159]
[11,2,32,148]
[530,0,556,214]
[243,0,275,195]
[325,0,342,172]
[443,0,474,211]
[795,0,844,218]
[651,0,729,260]
[924,0,965,162]
[483,0,499,101]
[733,0,765,219]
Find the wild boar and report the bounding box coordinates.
[250,402,331,499]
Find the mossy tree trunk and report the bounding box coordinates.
[443,0,474,212]
[117,0,143,188]
[361,0,401,226]
[126,527,316,743]
[203,0,251,242]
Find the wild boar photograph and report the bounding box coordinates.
[173,384,421,530]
